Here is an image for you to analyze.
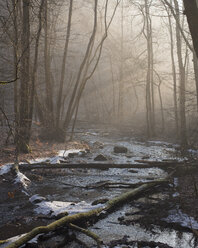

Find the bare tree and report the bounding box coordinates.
[173,0,187,146]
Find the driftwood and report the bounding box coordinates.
[4,177,168,248]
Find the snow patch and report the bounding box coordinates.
[0,164,12,175]
[26,149,84,165]
[29,194,46,204]
[15,171,30,188]
[34,200,104,216]
[59,149,84,158]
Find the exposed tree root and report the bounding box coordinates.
[69,223,102,248]
[5,177,168,248]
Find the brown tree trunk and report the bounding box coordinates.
[118,0,124,122]
[183,0,198,58]
[18,0,31,153]
[193,52,198,112]
[28,0,45,132]
[144,0,155,137]
[174,0,187,147]
[166,3,179,137]
[56,0,73,128]
[44,0,54,126]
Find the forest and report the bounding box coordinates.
[1,0,198,247]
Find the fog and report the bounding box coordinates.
[0,0,197,147]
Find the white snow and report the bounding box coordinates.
[15,171,30,188]
[25,149,84,165]
[34,200,104,216]
[58,149,84,158]
[0,164,12,175]
[29,194,46,203]
[0,164,30,188]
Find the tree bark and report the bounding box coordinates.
[56,0,73,128]
[174,0,187,147]
[18,0,31,153]
[183,0,198,58]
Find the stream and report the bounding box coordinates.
[0,126,198,247]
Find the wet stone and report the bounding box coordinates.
[142,155,150,159]
[68,152,79,158]
[129,170,138,174]
[114,146,128,153]
[93,141,104,148]
[94,154,108,161]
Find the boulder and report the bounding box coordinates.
[114,146,128,153]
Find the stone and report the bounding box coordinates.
[114,146,128,153]
[68,152,79,158]
[94,154,108,161]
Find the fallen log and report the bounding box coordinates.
[18,162,150,170]
[4,177,169,248]
[18,161,186,171]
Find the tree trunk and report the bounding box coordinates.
[174,0,187,147]
[183,0,198,58]
[44,0,54,127]
[145,0,155,137]
[56,0,73,128]
[118,0,124,122]
[193,52,198,112]
[166,3,179,137]
[18,0,31,153]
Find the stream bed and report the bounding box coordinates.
[1,128,198,247]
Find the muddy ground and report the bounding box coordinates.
[1,125,198,248]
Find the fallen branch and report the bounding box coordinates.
[86,180,160,189]
[5,177,169,248]
[69,223,102,248]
